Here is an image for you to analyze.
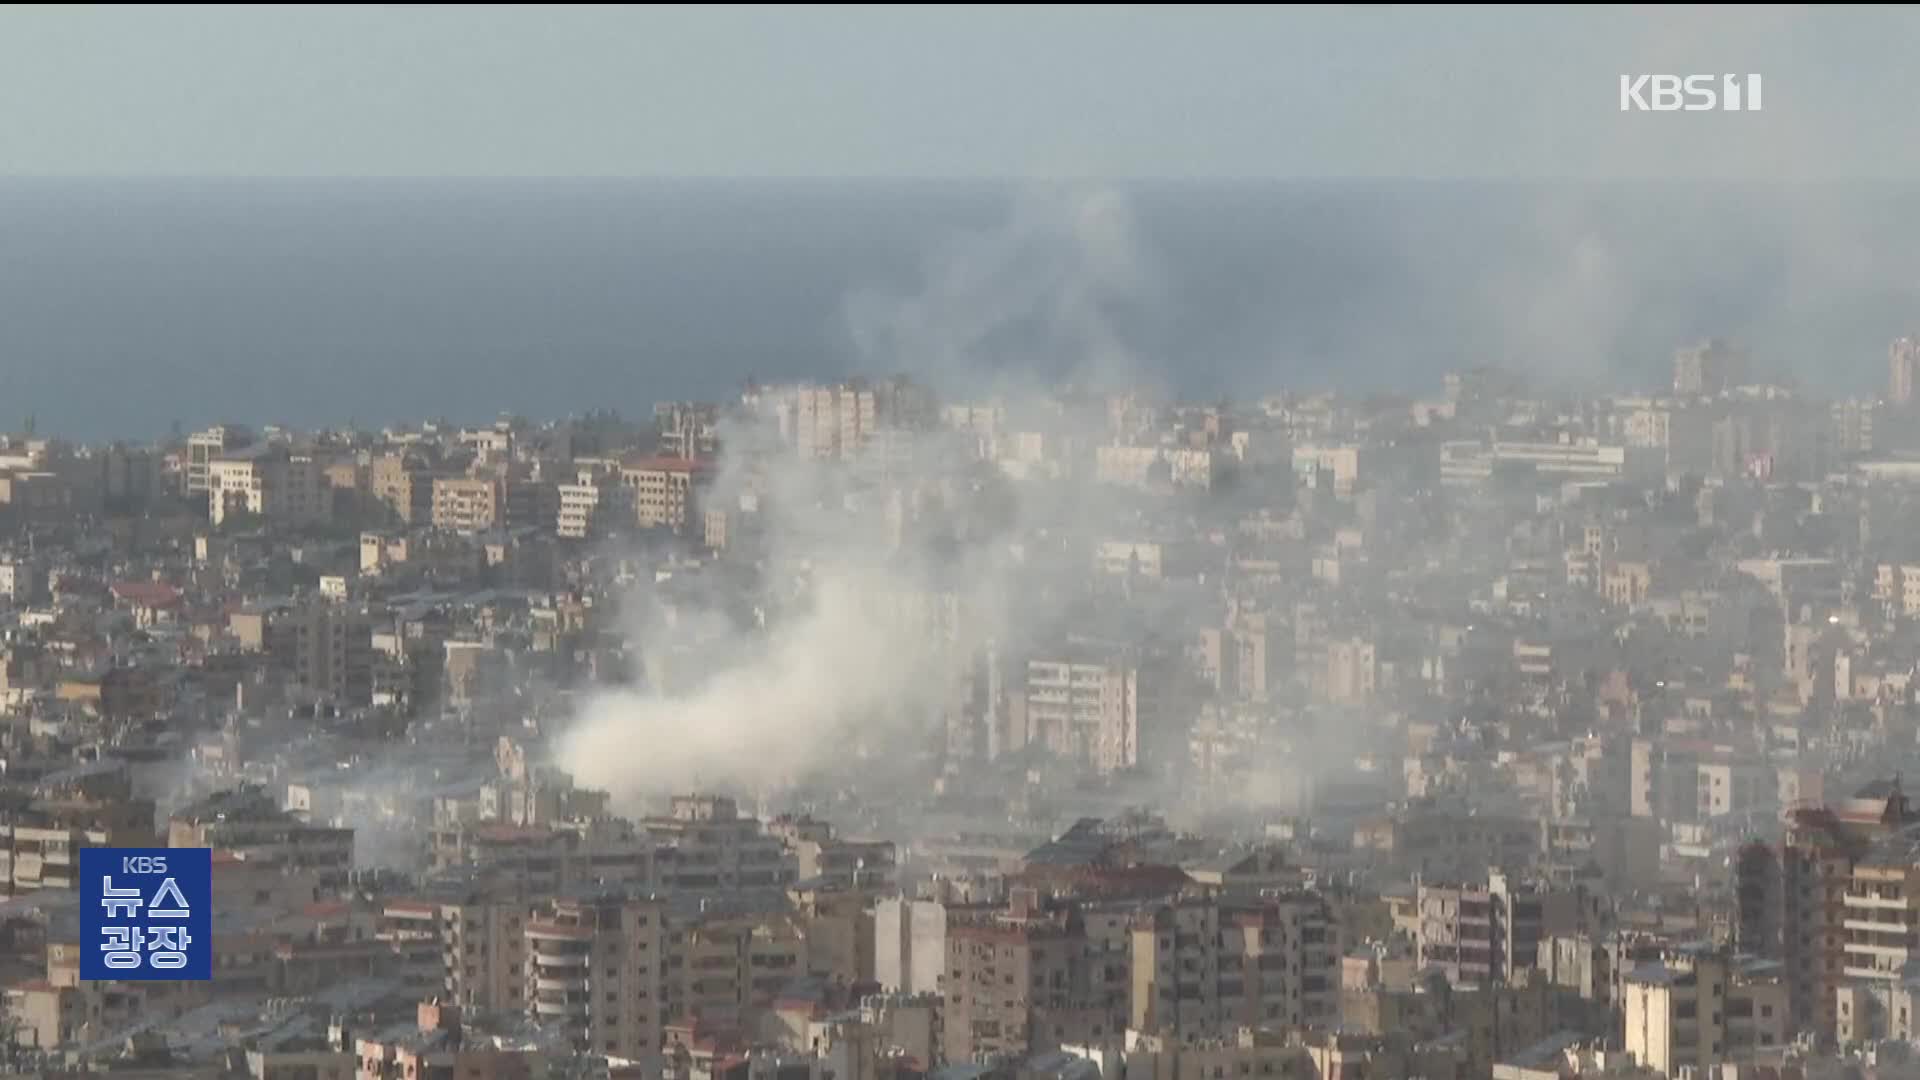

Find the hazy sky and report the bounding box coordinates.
[2,5,1919,180]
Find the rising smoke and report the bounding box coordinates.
[555,186,1165,809]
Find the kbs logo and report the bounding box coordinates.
[1620,74,1762,112]
[80,847,212,981]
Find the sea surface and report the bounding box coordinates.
[2,178,1918,440]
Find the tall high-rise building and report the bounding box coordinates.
[1892,337,1919,407]
[525,892,666,1058]
[769,377,934,460]
[185,425,252,497]
[1736,778,1917,1038]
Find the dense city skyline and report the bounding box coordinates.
[15,7,1920,1080]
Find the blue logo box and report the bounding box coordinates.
[79,848,212,981]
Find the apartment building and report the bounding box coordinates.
[939,889,1340,1066]
[5,980,144,1053]
[642,796,796,892]
[0,559,44,606]
[1320,636,1376,706]
[1736,779,1917,1037]
[1836,975,1920,1048]
[1622,947,1788,1078]
[943,905,1086,1064]
[207,445,332,526]
[620,456,710,532]
[1131,894,1340,1037]
[374,898,454,1000]
[766,815,898,890]
[370,452,433,524]
[525,892,667,1059]
[186,425,251,496]
[1826,827,1920,1024]
[285,601,375,706]
[1129,900,1223,1036]
[1415,872,1597,989]
[393,877,808,1058]
[654,402,720,460]
[1354,805,1540,882]
[427,822,652,889]
[0,824,107,897]
[1873,562,1920,618]
[875,898,947,996]
[663,904,806,1028]
[167,784,355,885]
[390,836,647,1014]
[557,468,631,541]
[1024,656,1146,776]
[432,476,504,532]
[767,378,930,460]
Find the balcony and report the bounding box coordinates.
[1844,965,1903,981]
[535,975,588,993]
[530,951,590,968]
[533,998,590,1019]
[1843,893,1911,911]
[1835,922,1912,937]
[1842,942,1913,959]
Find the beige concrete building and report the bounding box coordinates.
[1320,636,1376,705]
[557,469,630,540]
[0,823,107,897]
[1415,872,1599,989]
[1893,336,1919,408]
[1736,780,1916,1036]
[875,898,947,996]
[186,425,251,496]
[620,456,709,532]
[432,475,504,532]
[525,893,665,1058]
[1622,948,1787,1078]
[771,378,930,460]
[4,980,143,1051]
[1130,894,1340,1037]
[1025,657,1145,776]
[369,452,433,524]
[943,909,1085,1063]
[1837,978,1920,1048]
[208,446,332,526]
[642,795,796,892]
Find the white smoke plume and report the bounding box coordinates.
[844,185,1162,396]
[555,186,1162,809]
